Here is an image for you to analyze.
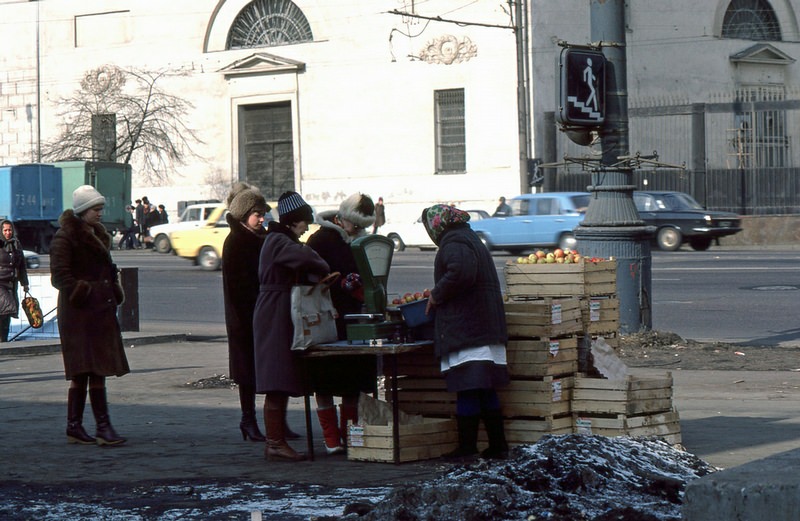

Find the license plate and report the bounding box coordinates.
[719,221,732,228]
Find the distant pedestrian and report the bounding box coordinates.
[157,204,169,225]
[0,220,29,342]
[117,205,140,250]
[493,196,512,217]
[372,196,386,234]
[50,185,129,446]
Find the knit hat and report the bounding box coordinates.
[277,191,314,225]
[338,193,375,229]
[73,185,106,215]
[226,182,269,221]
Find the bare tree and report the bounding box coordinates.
[41,65,204,184]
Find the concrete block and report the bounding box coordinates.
[683,448,800,520]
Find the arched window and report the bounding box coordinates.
[721,0,782,41]
[226,0,313,50]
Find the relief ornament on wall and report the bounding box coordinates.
[418,35,477,65]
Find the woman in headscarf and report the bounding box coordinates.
[422,204,510,459]
[0,220,29,342]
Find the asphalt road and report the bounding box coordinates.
[104,245,800,347]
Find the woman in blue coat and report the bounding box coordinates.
[422,204,510,459]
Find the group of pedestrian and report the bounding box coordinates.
[45,183,509,462]
[118,197,168,250]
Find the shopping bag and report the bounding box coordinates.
[21,291,44,329]
[290,272,340,351]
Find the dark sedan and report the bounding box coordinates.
[633,191,742,251]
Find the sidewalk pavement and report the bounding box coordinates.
[1,322,799,490]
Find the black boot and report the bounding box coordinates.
[89,388,126,446]
[238,386,266,442]
[66,388,96,444]
[443,415,480,461]
[480,409,508,459]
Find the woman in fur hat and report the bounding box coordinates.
[305,193,378,454]
[50,185,129,446]
[253,191,330,461]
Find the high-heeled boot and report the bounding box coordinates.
[66,388,96,444]
[339,403,359,448]
[89,388,126,446]
[317,407,344,455]
[264,402,305,461]
[238,386,266,442]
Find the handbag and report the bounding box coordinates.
[290,272,340,351]
[21,291,44,329]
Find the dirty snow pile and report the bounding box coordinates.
[337,434,717,521]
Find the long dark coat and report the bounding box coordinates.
[222,213,266,386]
[252,222,330,396]
[50,210,129,380]
[431,223,508,392]
[305,214,377,395]
[0,223,29,319]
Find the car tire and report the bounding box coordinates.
[198,246,221,271]
[689,237,712,251]
[388,234,406,252]
[558,233,577,251]
[656,227,682,251]
[154,234,171,254]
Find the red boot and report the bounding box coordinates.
[316,407,344,455]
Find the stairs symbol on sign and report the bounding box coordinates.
[567,96,602,122]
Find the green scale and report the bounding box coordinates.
[345,235,406,343]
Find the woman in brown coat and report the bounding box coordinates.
[253,191,330,461]
[50,185,129,446]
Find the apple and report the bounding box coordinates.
[535,250,546,259]
[423,288,431,298]
[554,248,564,258]
[517,257,527,264]
[392,297,402,305]
[414,292,423,300]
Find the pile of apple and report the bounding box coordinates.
[391,289,431,305]
[514,248,608,264]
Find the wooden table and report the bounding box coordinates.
[299,340,434,464]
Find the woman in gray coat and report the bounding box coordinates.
[50,185,129,446]
[253,191,330,461]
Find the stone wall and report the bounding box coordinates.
[719,215,800,246]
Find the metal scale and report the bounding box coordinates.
[344,235,405,343]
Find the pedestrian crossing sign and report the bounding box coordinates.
[557,48,606,126]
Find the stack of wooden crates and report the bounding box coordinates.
[363,259,680,463]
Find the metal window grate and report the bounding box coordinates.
[226,0,313,50]
[721,0,782,41]
[434,89,466,174]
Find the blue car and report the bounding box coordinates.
[469,192,590,255]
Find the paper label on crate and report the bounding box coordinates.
[575,417,593,435]
[551,302,562,324]
[348,425,365,447]
[549,340,560,357]
[552,379,562,402]
[590,300,601,322]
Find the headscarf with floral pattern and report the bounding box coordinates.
[421,204,471,245]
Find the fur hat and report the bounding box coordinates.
[227,182,269,221]
[338,193,375,229]
[278,191,314,225]
[73,185,106,215]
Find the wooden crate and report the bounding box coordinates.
[477,415,573,448]
[572,373,674,416]
[504,260,617,298]
[580,296,620,334]
[507,336,578,378]
[573,409,682,445]
[498,376,573,417]
[347,417,457,463]
[385,376,454,417]
[505,298,583,338]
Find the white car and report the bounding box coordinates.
[149,203,223,253]
[382,209,490,251]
